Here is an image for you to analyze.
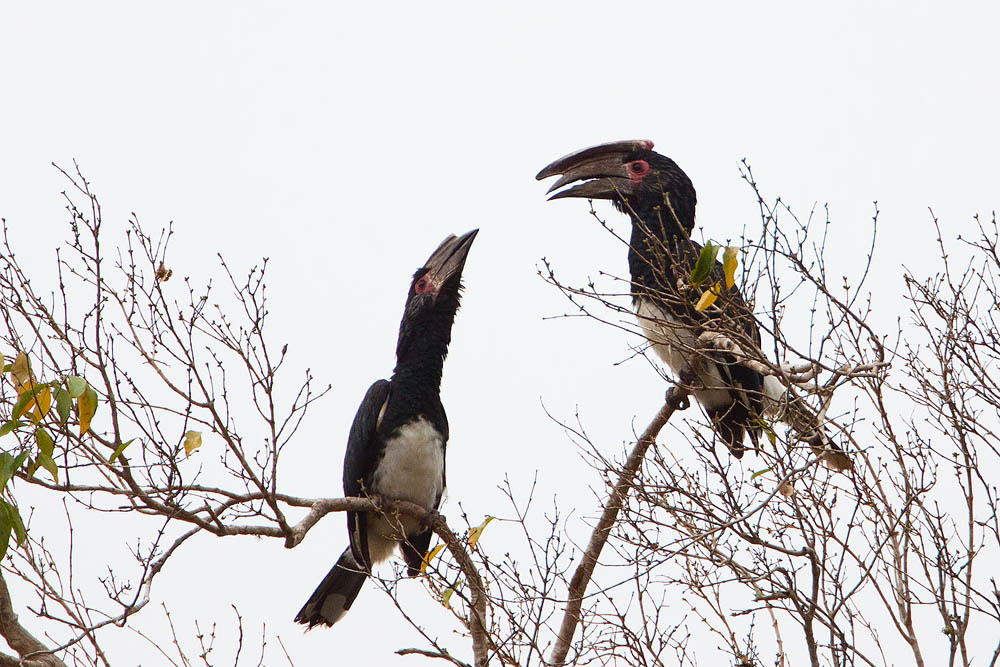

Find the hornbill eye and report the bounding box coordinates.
[628,160,650,177]
[414,276,431,294]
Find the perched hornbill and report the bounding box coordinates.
[536,140,849,468]
[295,230,478,628]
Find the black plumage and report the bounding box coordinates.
[536,140,764,456]
[295,230,477,628]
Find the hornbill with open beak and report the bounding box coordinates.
[295,230,478,628]
[537,141,849,468]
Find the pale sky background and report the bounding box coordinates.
[2,1,999,665]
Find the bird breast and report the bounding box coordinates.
[634,298,732,409]
[372,417,445,518]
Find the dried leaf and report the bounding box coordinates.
[10,352,32,393]
[183,431,202,457]
[155,262,173,282]
[778,481,796,497]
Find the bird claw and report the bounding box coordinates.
[666,386,690,410]
[367,493,386,513]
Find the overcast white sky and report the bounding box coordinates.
[2,1,999,664]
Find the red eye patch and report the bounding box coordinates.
[628,160,650,180]
[414,276,432,294]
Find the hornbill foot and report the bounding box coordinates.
[421,509,443,533]
[366,493,386,513]
[665,368,698,410]
[665,385,690,411]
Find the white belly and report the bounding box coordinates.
[635,299,732,408]
[370,417,445,542]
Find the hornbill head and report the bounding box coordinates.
[536,140,697,232]
[396,229,478,358]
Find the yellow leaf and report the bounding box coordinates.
[467,516,494,550]
[10,352,33,393]
[442,587,455,609]
[723,246,738,289]
[183,430,203,457]
[79,386,98,435]
[695,283,721,312]
[31,386,52,422]
[421,544,445,574]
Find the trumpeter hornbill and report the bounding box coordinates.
[295,230,478,628]
[536,140,850,468]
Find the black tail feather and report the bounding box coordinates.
[401,530,433,577]
[294,549,367,628]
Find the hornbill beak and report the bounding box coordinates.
[420,229,478,293]
[535,140,654,200]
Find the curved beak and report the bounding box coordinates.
[535,140,653,200]
[421,229,478,289]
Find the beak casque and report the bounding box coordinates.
[420,229,479,290]
[535,139,653,200]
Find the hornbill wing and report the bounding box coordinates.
[688,239,765,442]
[342,379,391,570]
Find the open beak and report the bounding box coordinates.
[421,229,478,290]
[535,140,653,200]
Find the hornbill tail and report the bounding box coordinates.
[295,549,368,628]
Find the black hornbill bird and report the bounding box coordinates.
[295,230,477,628]
[536,140,849,468]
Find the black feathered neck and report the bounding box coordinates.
[391,291,462,399]
[618,176,699,300]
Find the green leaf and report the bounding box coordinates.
[0,506,10,561]
[0,500,26,547]
[755,418,777,446]
[79,385,98,435]
[0,420,26,437]
[37,453,58,483]
[35,428,54,457]
[751,467,773,480]
[12,384,46,421]
[55,388,72,425]
[66,376,87,399]
[109,438,135,464]
[0,454,12,492]
[690,242,720,287]
[723,246,739,289]
[7,503,26,546]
